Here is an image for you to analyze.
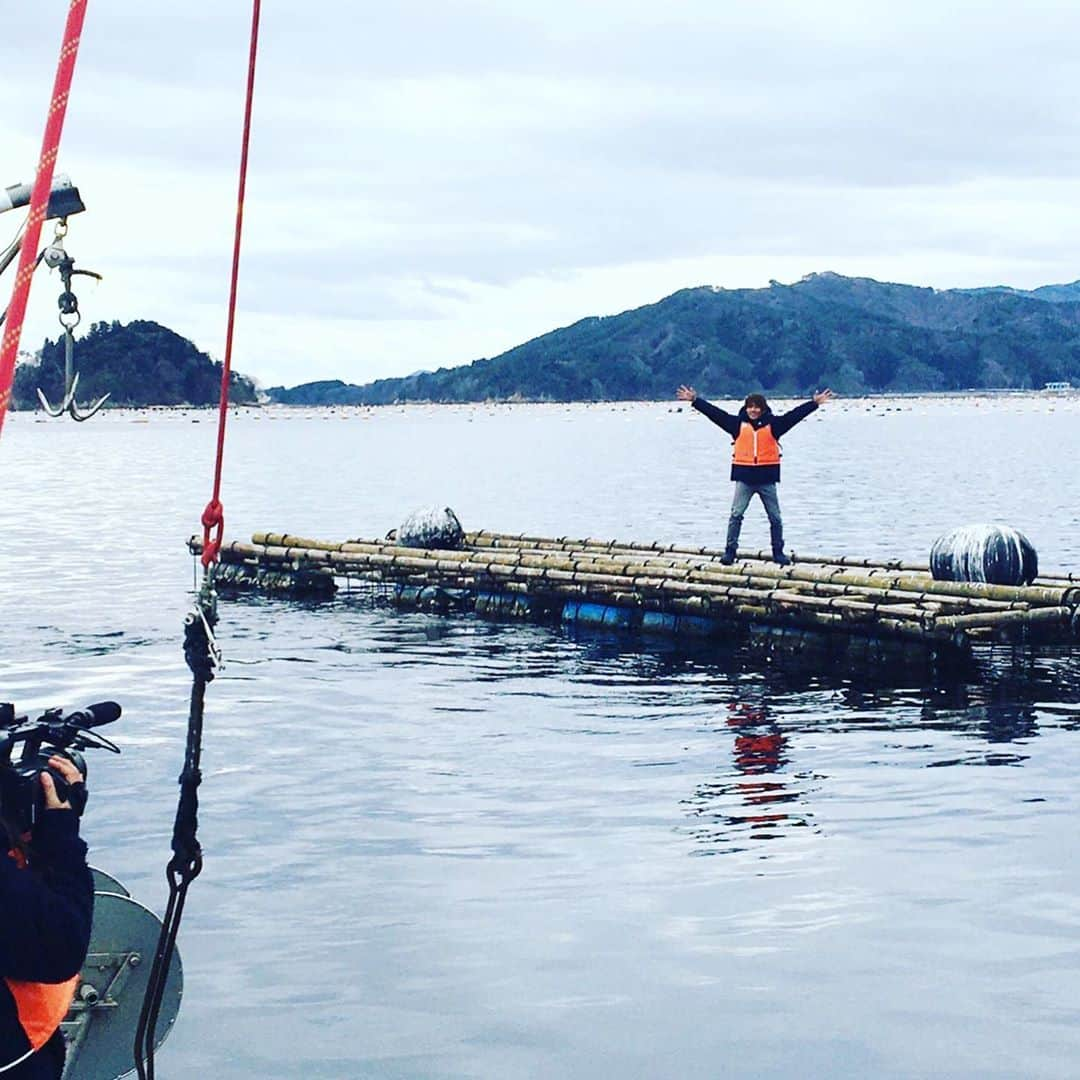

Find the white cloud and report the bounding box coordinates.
[5,0,1080,387]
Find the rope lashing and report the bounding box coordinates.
[0,0,88,439]
[200,498,225,569]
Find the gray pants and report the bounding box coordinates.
[729,481,781,526]
[725,481,784,557]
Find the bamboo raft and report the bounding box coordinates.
[188,530,1080,665]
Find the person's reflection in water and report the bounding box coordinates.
[683,700,814,854]
[726,702,793,832]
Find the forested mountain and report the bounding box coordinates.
[12,320,257,409]
[267,272,1080,404]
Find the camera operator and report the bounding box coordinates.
[0,756,92,1078]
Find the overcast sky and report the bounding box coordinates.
[5,1,1080,388]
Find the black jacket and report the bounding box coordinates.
[0,812,93,1079]
[692,396,818,485]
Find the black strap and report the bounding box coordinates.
[133,601,215,1079]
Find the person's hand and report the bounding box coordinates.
[813,388,834,405]
[676,385,697,402]
[40,756,84,812]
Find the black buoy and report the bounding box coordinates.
[396,506,465,550]
[929,524,1038,586]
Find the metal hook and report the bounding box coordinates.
[35,231,107,421]
[35,326,110,421]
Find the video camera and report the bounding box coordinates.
[0,701,121,832]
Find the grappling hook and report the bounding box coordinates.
[36,221,106,422]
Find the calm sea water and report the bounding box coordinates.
[2,396,1080,1079]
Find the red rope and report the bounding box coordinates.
[200,0,262,569]
[0,0,88,440]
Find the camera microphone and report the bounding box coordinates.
[66,701,122,728]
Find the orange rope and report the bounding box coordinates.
[200,0,262,568]
[0,0,89,439]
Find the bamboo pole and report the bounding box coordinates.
[468,531,1080,595]
[930,606,1071,631]
[267,529,928,576]
[192,532,1078,647]
[247,533,1073,608]
[259,528,1078,594]
[466,530,932,571]
[463,546,1026,611]
[202,539,1041,621]
[285,549,920,638]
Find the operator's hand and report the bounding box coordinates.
[40,756,85,812]
[676,385,697,402]
[813,388,834,405]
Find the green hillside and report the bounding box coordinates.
[13,320,257,409]
[268,272,1080,404]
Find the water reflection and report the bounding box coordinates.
[7,406,1080,1078]
[548,624,1080,856]
[682,699,817,855]
[917,677,1040,767]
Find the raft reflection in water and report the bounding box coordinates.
[677,657,1056,857]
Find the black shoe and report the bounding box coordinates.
[720,550,736,566]
[773,551,791,567]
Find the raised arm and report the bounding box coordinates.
[676,385,740,437]
[772,389,833,438]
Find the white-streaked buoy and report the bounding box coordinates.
[394,506,465,550]
[930,524,1038,586]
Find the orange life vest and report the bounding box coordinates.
[1,849,79,1066]
[4,976,78,1055]
[732,421,781,467]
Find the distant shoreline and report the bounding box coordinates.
[11,388,1076,414]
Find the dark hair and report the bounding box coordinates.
[744,393,767,410]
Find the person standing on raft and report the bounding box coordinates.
[675,385,834,565]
